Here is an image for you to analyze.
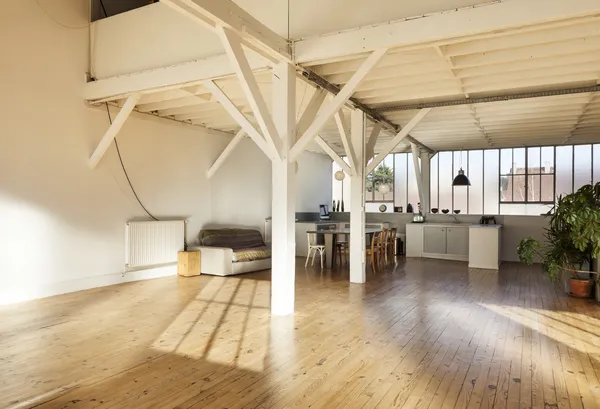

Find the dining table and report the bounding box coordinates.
[305,228,383,268]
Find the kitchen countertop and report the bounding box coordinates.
[470,224,502,228]
[407,222,472,227]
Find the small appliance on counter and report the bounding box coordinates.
[412,212,425,223]
[319,204,331,220]
[479,215,497,225]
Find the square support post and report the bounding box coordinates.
[420,151,431,214]
[270,62,296,316]
[350,110,366,284]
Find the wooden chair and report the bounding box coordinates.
[305,232,325,269]
[379,228,389,264]
[336,233,349,265]
[387,228,397,263]
[366,231,382,270]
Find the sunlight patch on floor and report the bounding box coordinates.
[151,277,271,372]
[480,303,600,356]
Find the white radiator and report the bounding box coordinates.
[125,221,185,268]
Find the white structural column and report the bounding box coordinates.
[420,150,432,214]
[349,109,367,283]
[411,143,425,212]
[270,62,296,316]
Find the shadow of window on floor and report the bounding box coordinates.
[151,276,272,373]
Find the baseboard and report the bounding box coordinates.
[0,264,177,305]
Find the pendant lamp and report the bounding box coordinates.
[452,150,471,186]
[452,168,471,186]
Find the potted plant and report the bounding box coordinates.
[517,182,600,298]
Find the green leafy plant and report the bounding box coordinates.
[366,163,393,193]
[517,182,600,281]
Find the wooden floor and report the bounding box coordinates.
[2,259,600,409]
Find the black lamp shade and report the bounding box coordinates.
[452,168,471,186]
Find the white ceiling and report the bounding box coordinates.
[97,2,600,155]
[233,0,489,40]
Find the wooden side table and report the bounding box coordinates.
[177,250,201,277]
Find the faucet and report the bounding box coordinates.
[450,214,460,224]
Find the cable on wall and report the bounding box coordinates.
[105,103,159,221]
[35,0,90,29]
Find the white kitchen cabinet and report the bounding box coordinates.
[446,226,469,256]
[423,226,447,254]
[406,224,423,257]
[469,225,502,269]
[406,223,470,261]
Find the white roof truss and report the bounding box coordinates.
[85,0,600,154]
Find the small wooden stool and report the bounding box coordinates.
[177,250,201,277]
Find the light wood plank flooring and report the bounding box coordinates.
[1,258,600,409]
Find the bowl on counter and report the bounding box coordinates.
[431,208,439,214]
[453,210,461,214]
[441,209,449,214]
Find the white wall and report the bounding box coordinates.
[296,151,332,212]
[0,0,330,304]
[209,138,271,234]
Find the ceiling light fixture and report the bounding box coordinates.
[452,151,471,186]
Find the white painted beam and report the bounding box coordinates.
[296,88,327,137]
[365,123,382,164]
[290,49,387,161]
[349,110,366,284]
[366,108,431,174]
[206,130,246,179]
[162,0,290,63]
[333,109,357,170]
[315,136,352,176]
[89,95,140,169]
[203,80,274,159]
[84,53,270,102]
[218,26,282,160]
[294,0,600,64]
[270,62,296,316]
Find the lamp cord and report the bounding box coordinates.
[105,103,159,222]
[35,0,90,29]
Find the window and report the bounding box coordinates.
[429,144,600,216]
[332,144,600,216]
[331,153,420,212]
[366,156,394,202]
[499,147,554,204]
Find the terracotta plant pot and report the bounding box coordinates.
[569,278,594,298]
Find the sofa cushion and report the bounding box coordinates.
[232,246,272,263]
[199,228,265,250]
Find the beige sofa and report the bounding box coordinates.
[189,228,271,276]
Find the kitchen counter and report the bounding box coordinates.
[409,222,472,227]
[406,222,502,267]
[469,224,502,269]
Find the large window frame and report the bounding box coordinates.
[429,143,598,216]
[365,158,395,203]
[499,147,555,205]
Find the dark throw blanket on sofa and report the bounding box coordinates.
[199,229,271,263]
